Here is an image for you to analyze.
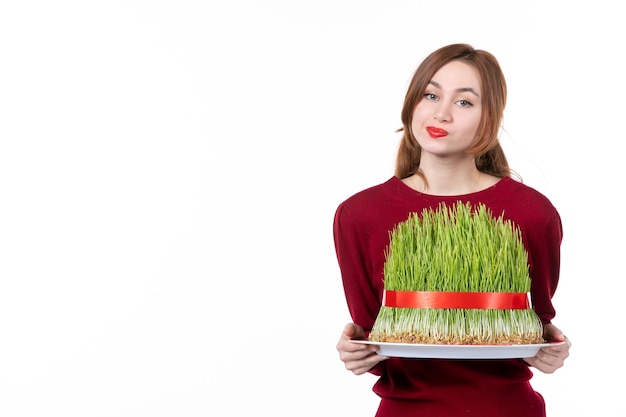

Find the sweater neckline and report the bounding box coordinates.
[391,175,508,198]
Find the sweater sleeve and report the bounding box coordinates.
[333,202,382,333]
[526,203,563,324]
[334,201,387,376]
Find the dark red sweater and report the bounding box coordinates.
[333,176,563,417]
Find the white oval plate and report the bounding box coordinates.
[351,340,566,359]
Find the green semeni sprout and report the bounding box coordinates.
[369,201,544,345]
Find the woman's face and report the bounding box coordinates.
[411,60,483,158]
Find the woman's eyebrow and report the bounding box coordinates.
[429,80,480,97]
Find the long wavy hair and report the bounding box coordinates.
[395,43,513,180]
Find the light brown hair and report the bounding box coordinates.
[395,43,512,180]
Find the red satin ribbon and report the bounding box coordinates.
[383,290,530,309]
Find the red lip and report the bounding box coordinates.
[426,126,448,138]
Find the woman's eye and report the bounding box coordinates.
[424,93,438,101]
[457,99,473,107]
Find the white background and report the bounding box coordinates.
[0,1,622,416]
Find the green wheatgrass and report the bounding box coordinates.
[369,201,544,345]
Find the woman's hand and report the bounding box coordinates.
[336,323,388,375]
[524,323,571,374]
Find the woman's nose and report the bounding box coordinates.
[433,105,451,122]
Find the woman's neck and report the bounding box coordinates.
[404,158,498,196]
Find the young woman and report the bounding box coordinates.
[333,44,571,417]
